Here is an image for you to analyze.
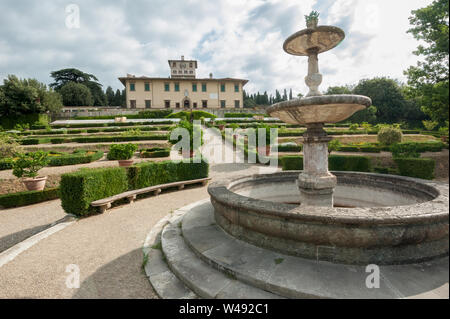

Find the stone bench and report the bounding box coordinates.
[91,177,211,213]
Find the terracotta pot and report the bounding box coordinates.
[23,176,47,191]
[118,159,134,167]
[182,150,195,158]
[258,145,271,156]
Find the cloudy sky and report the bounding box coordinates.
[0,0,432,96]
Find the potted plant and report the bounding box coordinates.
[305,11,319,29]
[107,143,138,166]
[170,120,204,158]
[12,151,49,191]
[229,123,240,141]
[216,121,226,131]
[256,124,275,156]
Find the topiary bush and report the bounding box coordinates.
[377,127,402,145]
[394,158,435,180]
[60,167,129,216]
[107,143,138,160]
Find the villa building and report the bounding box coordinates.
[119,56,248,109]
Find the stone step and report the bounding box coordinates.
[181,200,449,299]
[161,215,283,299]
[145,232,198,299]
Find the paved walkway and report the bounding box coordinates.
[0,127,269,298]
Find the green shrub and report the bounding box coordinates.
[390,143,420,158]
[394,158,435,180]
[338,145,360,152]
[0,188,59,209]
[72,134,167,143]
[277,143,302,152]
[329,155,371,172]
[140,147,170,158]
[60,167,129,216]
[280,156,303,170]
[48,150,104,166]
[107,143,138,160]
[167,110,216,120]
[422,120,438,131]
[224,113,265,118]
[127,159,209,190]
[0,114,49,130]
[377,127,403,145]
[0,158,14,170]
[349,123,359,131]
[0,132,21,159]
[328,139,341,154]
[12,151,49,178]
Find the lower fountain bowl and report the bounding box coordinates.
[207,171,449,265]
[266,94,372,124]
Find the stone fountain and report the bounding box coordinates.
[267,15,371,207]
[145,13,449,299]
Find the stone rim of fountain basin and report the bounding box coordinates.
[207,171,449,265]
[266,94,372,125]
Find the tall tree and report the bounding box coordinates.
[353,77,409,123]
[0,75,62,116]
[403,0,449,123]
[105,86,115,106]
[289,88,293,100]
[325,85,352,95]
[59,82,94,106]
[50,68,107,106]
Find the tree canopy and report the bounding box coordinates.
[0,75,62,116]
[59,82,94,106]
[403,0,449,123]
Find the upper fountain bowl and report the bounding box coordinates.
[284,25,345,55]
[266,94,372,125]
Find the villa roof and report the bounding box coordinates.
[118,76,248,86]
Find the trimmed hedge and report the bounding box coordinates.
[48,150,104,166]
[328,155,371,172]
[60,167,129,216]
[60,160,209,216]
[280,155,371,172]
[280,156,303,170]
[51,121,174,129]
[127,159,209,190]
[74,110,173,120]
[276,143,302,152]
[72,134,168,143]
[0,158,13,170]
[224,113,265,118]
[394,158,435,180]
[140,147,170,158]
[0,188,59,209]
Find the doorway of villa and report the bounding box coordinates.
[183,99,191,108]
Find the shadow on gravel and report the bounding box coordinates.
[72,248,157,299]
[0,224,54,253]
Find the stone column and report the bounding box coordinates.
[297,123,336,206]
[305,49,322,97]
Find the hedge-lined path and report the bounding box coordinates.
[0,127,272,298]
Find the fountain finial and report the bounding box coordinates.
[305,10,319,29]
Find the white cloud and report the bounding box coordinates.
[0,0,434,97]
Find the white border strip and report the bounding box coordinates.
[0,220,75,268]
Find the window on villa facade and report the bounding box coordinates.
[130,83,135,91]
[175,83,180,91]
[145,100,151,108]
[192,84,197,92]
[202,100,207,108]
[220,84,225,92]
[234,100,240,108]
[193,102,197,108]
[165,100,170,108]
[145,83,150,91]
[220,100,226,108]
[130,100,136,108]
[164,83,170,91]
[202,83,207,92]
[234,84,239,92]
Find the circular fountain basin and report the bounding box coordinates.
[283,26,345,55]
[208,171,449,265]
[266,95,372,124]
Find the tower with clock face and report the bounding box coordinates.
[168,55,197,78]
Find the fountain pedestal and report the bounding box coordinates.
[298,123,336,206]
